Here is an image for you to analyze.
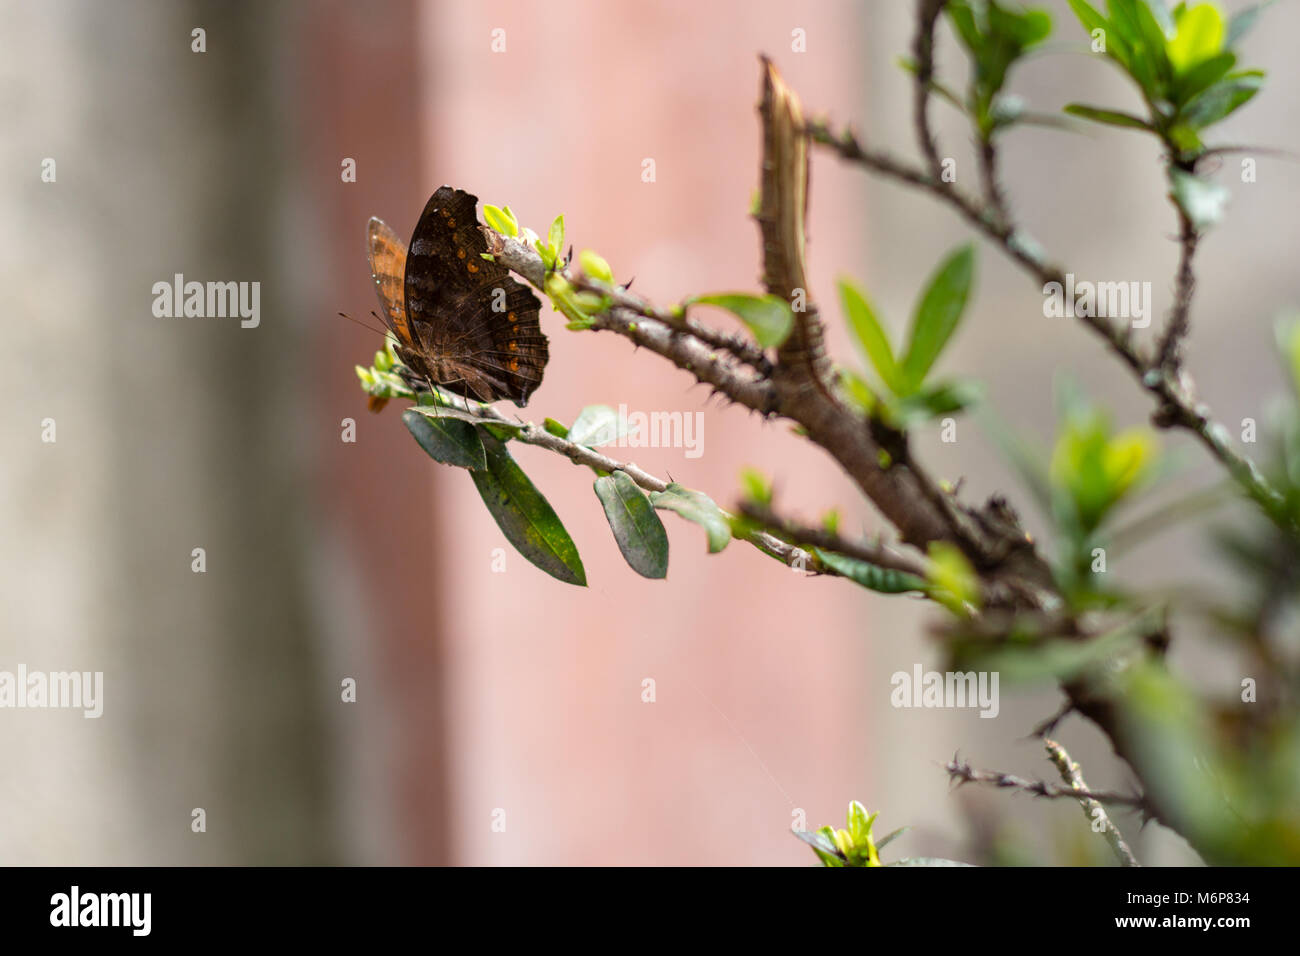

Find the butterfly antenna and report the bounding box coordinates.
[337,311,389,337]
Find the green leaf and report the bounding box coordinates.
[470,434,587,586]
[739,467,773,506]
[875,826,911,852]
[1129,0,1176,82]
[692,293,794,349]
[900,245,976,391]
[1171,49,1234,105]
[1180,70,1263,128]
[1049,395,1160,534]
[814,548,927,594]
[578,249,613,283]
[885,379,984,429]
[481,203,518,237]
[946,2,983,53]
[1169,167,1229,229]
[1063,103,1153,129]
[836,366,877,415]
[1103,429,1158,499]
[543,417,569,438]
[948,1,1054,114]
[567,404,628,447]
[595,472,669,579]
[1275,316,1300,398]
[1003,6,1053,47]
[1168,2,1224,73]
[1068,0,1112,40]
[534,241,557,271]
[845,801,878,858]
[792,827,846,866]
[650,483,731,553]
[1107,0,1156,91]
[548,215,565,262]
[838,278,904,395]
[402,408,487,470]
[1167,123,1205,155]
[545,272,597,327]
[1070,0,1139,80]
[927,541,981,614]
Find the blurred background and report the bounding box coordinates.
[1,0,1297,865]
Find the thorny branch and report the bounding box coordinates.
[472,8,1270,860]
[946,753,1147,810]
[912,0,949,184]
[487,184,1056,610]
[805,107,1288,526]
[1155,200,1200,372]
[797,2,1254,859]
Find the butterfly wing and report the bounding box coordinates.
[366,217,412,346]
[403,186,549,406]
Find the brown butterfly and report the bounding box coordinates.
[366,185,549,409]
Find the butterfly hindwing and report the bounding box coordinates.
[402,186,549,406]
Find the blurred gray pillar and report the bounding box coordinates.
[0,0,333,863]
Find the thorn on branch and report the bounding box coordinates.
[945,752,1146,810]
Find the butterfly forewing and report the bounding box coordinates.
[366,217,412,346]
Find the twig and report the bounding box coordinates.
[810,1,1287,525]
[1155,203,1199,371]
[946,753,1145,809]
[1044,738,1141,867]
[423,396,824,574]
[977,135,1011,229]
[1030,701,1074,740]
[912,0,949,183]
[806,118,1292,530]
[805,120,1141,367]
[572,271,774,374]
[736,500,932,580]
[485,229,779,416]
